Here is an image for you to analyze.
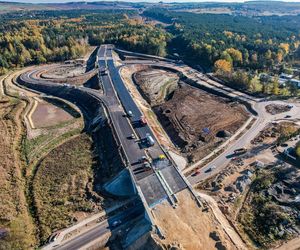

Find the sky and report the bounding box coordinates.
[2,0,300,3]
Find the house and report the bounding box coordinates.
[280,73,293,80]
[290,79,300,88]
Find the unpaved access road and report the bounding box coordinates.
[197,192,248,250]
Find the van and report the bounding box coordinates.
[146,133,155,146]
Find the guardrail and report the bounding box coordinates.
[115,48,176,63]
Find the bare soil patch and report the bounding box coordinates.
[134,68,249,163]
[197,122,300,249]
[153,189,236,250]
[134,68,179,106]
[156,84,248,163]
[120,66,176,150]
[31,97,79,128]
[43,65,86,79]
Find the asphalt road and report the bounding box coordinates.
[115,49,300,185]
[18,49,171,206]
[188,100,300,184]
[98,45,186,207]
[54,204,144,250]
[17,46,300,250]
[102,46,187,200]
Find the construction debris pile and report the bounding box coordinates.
[265,104,292,115]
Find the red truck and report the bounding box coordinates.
[140,116,147,126]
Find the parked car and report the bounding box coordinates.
[128,133,136,139]
[112,220,121,228]
[192,169,201,176]
[205,166,216,173]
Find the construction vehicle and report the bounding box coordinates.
[143,162,151,169]
[159,154,166,160]
[139,156,148,163]
[128,133,136,139]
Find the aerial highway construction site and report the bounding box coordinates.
[3,44,300,250]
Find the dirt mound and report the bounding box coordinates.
[265,104,291,115]
[134,68,179,106]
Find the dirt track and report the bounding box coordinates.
[197,192,248,250]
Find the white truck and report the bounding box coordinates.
[146,133,155,146]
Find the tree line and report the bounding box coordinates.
[0,10,169,75]
[143,9,300,95]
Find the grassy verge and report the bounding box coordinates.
[32,134,101,244]
[22,126,83,166]
[0,93,37,249]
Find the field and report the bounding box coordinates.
[0,3,46,13]
[0,82,36,249]
[32,134,101,243]
[0,69,94,248]
[134,68,249,163]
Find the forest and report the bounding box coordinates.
[1,7,300,95]
[144,9,300,69]
[0,9,168,75]
[143,9,300,95]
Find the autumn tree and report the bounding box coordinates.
[249,76,262,93]
[225,48,243,65]
[214,59,232,75]
[279,43,289,55]
[272,79,280,95]
[295,142,300,158]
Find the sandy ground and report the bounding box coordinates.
[152,189,237,250]
[274,237,300,250]
[31,99,73,128]
[168,150,187,171]
[197,192,248,250]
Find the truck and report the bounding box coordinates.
[100,67,107,75]
[143,162,151,169]
[234,148,247,155]
[140,116,147,126]
[146,133,155,146]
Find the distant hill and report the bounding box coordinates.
[0,1,300,16]
[0,1,139,14]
